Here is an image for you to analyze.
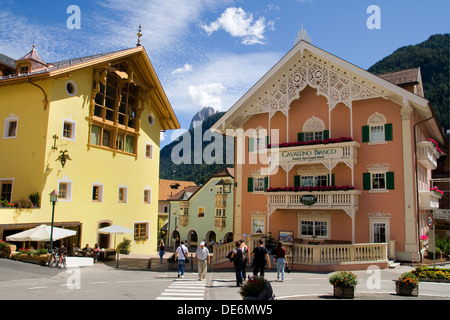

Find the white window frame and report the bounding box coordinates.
[62,118,77,141]
[367,112,387,145]
[65,80,77,96]
[367,164,390,193]
[0,178,14,203]
[253,177,265,192]
[143,188,151,204]
[145,143,153,159]
[92,183,103,203]
[3,114,18,139]
[58,177,73,202]
[118,186,128,203]
[298,214,331,240]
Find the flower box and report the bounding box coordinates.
[333,285,355,299]
[396,282,418,297]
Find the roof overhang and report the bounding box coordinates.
[212,40,443,143]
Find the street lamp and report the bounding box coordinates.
[49,190,59,251]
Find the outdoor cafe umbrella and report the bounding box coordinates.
[6,224,76,242]
[98,225,133,268]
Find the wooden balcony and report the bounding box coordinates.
[417,141,440,169]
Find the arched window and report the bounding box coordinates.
[298,116,328,142]
[363,112,392,143]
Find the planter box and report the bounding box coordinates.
[333,285,355,299]
[396,283,418,296]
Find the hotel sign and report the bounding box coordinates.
[300,195,317,206]
[273,146,345,163]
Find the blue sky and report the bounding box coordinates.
[0,0,448,148]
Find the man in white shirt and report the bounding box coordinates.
[195,241,210,281]
[175,241,189,278]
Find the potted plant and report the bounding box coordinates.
[329,271,358,298]
[239,276,274,300]
[396,272,419,296]
[116,238,131,255]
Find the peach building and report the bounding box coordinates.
[212,40,445,269]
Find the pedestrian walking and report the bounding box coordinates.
[159,240,165,263]
[175,241,189,278]
[231,241,245,286]
[251,239,271,278]
[195,241,210,281]
[274,241,286,281]
[240,238,249,280]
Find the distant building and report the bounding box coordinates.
[0,44,179,255]
[167,168,234,248]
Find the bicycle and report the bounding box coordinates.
[47,248,58,268]
[56,248,67,269]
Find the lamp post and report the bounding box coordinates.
[49,190,59,251]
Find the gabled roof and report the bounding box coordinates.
[377,68,421,87]
[0,46,180,130]
[211,40,444,145]
[159,179,197,201]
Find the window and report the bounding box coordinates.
[294,174,332,188]
[372,222,387,243]
[299,116,328,142]
[363,113,392,143]
[252,218,265,234]
[180,207,189,215]
[363,172,394,191]
[65,81,77,96]
[134,222,148,241]
[90,69,140,156]
[248,177,268,192]
[3,115,18,139]
[58,179,72,201]
[92,184,103,202]
[145,143,153,159]
[143,189,151,204]
[62,119,76,141]
[118,187,127,203]
[215,208,225,217]
[198,207,205,218]
[304,131,324,142]
[0,180,13,202]
[301,220,328,237]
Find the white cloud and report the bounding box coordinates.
[201,7,271,45]
[188,83,226,110]
[171,64,193,75]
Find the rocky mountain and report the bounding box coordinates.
[189,107,217,130]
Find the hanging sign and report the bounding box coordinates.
[300,195,318,206]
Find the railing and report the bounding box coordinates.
[266,190,361,209]
[292,243,388,265]
[418,191,442,210]
[417,141,440,169]
[212,241,388,266]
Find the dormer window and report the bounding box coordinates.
[19,66,29,74]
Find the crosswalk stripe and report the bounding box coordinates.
[156,278,207,300]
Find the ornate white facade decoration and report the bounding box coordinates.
[240,53,383,119]
[367,112,387,126]
[367,211,392,219]
[302,116,325,132]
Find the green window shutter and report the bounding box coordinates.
[331,174,335,186]
[362,126,370,143]
[247,177,254,192]
[248,137,254,152]
[264,177,269,191]
[298,132,304,142]
[363,173,371,190]
[323,130,330,140]
[385,123,393,141]
[266,136,269,147]
[386,172,395,190]
[294,175,300,188]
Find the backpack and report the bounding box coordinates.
[234,248,244,266]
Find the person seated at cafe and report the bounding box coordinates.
[82,243,92,257]
[92,243,101,262]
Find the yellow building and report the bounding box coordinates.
[0,44,179,255]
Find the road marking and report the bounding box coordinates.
[156,279,207,300]
[27,287,47,290]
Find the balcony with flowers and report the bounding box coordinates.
[265,185,361,213]
[419,187,444,210]
[416,138,442,170]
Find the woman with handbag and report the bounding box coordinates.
[175,241,189,278]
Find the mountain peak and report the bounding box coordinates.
[189,107,217,130]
